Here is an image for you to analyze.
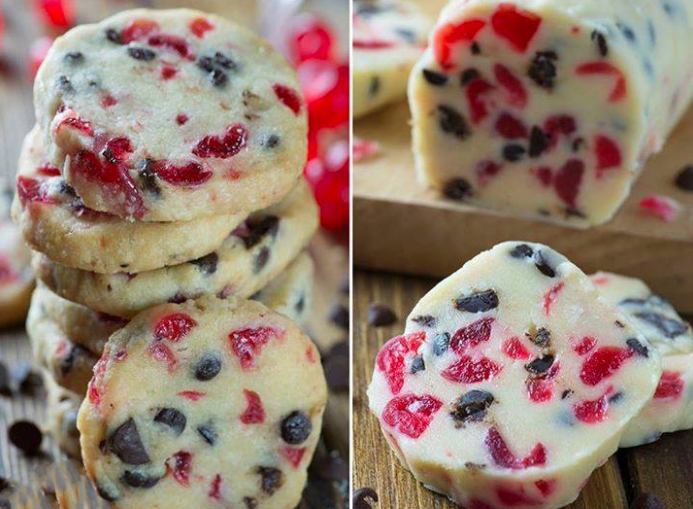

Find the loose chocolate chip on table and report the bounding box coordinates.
[675,165,693,191]
[195,353,223,381]
[626,338,649,358]
[411,314,436,327]
[410,355,425,374]
[353,487,379,509]
[432,332,451,356]
[0,362,11,396]
[630,493,665,509]
[367,304,397,327]
[525,355,555,375]
[121,471,160,489]
[510,244,534,259]
[324,342,349,392]
[257,467,284,495]
[8,420,43,455]
[190,253,219,275]
[534,250,556,278]
[107,418,150,465]
[154,408,187,436]
[127,47,157,61]
[455,289,499,313]
[330,304,350,330]
[280,411,312,444]
[528,50,558,90]
[422,69,448,86]
[450,390,495,423]
[634,311,687,339]
[443,177,473,201]
[197,425,217,445]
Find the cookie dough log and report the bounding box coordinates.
[368,241,662,509]
[78,296,327,509]
[34,9,307,221]
[353,0,432,119]
[409,0,693,225]
[591,272,693,448]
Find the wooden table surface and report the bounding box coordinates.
[353,269,693,509]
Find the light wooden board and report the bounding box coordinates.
[352,270,693,509]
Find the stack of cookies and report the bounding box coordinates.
[12,8,326,508]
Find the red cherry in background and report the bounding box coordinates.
[298,59,349,131]
[304,138,349,231]
[29,37,54,78]
[286,12,337,64]
[33,0,75,30]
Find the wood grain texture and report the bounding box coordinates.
[352,269,693,509]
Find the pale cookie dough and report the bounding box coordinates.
[13,127,246,274]
[35,8,307,221]
[409,0,693,225]
[78,296,327,509]
[369,241,661,509]
[44,372,83,458]
[33,180,318,318]
[0,183,34,328]
[353,0,432,118]
[591,272,693,447]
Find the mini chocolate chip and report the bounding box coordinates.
[211,69,228,87]
[634,311,687,339]
[503,144,526,162]
[0,362,10,396]
[353,487,379,509]
[443,178,472,200]
[263,134,280,149]
[631,494,666,509]
[190,253,218,275]
[528,127,549,157]
[510,244,534,259]
[411,314,436,327]
[154,408,187,436]
[470,42,481,55]
[253,247,270,273]
[626,338,649,358]
[591,30,608,57]
[460,68,481,85]
[8,421,42,455]
[367,304,397,327]
[121,471,159,489]
[561,389,573,400]
[369,76,381,96]
[525,355,555,375]
[438,105,470,139]
[195,353,222,381]
[57,75,74,93]
[108,418,150,465]
[105,28,122,44]
[450,390,495,423]
[213,52,237,70]
[138,159,161,196]
[257,467,284,495]
[65,52,84,63]
[433,332,450,356]
[609,392,624,403]
[617,22,636,42]
[675,165,693,191]
[330,304,350,330]
[410,355,425,374]
[295,293,305,314]
[527,327,551,347]
[534,251,556,278]
[127,47,157,61]
[572,138,585,152]
[241,215,280,249]
[528,51,558,90]
[197,425,217,445]
[59,345,89,376]
[423,69,448,86]
[243,497,258,509]
[280,411,312,444]
[615,320,626,328]
[455,290,499,313]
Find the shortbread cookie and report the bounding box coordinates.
[33,180,318,318]
[591,272,693,447]
[353,0,431,118]
[78,296,327,509]
[409,0,693,225]
[369,241,661,509]
[34,8,307,221]
[13,127,246,273]
[0,183,34,328]
[44,372,82,458]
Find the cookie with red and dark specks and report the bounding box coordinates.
[34,8,307,221]
[78,295,327,509]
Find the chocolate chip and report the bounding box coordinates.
[634,311,687,339]
[243,497,258,509]
[460,68,480,85]
[369,76,381,96]
[609,392,624,403]
[525,355,555,375]
[528,51,558,90]
[591,30,608,57]
[527,327,551,347]
[197,425,217,445]
[423,69,448,86]
[213,52,237,70]
[263,134,280,149]
[443,178,472,200]
[630,493,665,509]
[455,290,499,313]
[127,47,157,61]
[105,28,122,44]
[324,342,349,392]
[0,362,11,396]
[626,338,649,358]
[438,105,470,139]
[450,390,495,423]
[534,251,556,278]
[411,315,436,327]
[138,159,161,196]
[8,420,42,455]
[432,332,450,356]
[56,75,74,93]
[96,484,120,502]
[410,355,425,374]
[470,42,481,55]
[257,467,284,495]
[280,411,312,444]
[190,253,218,275]
[510,244,534,259]
[675,165,693,191]
[241,215,280,249]
[210,69,228,87]
[121,471,159,489]
[195,353,222,381]
[59,345,89,376]
[253,247,270,273]
[107,418,150,465]
[367,304,397,327]
[65,52,84,63]
[561,389,573,400]
[330,304,350,330]
[353,487,379,509]
[154,408,187,436]
[528,127,549,157]
[617,22,636,42]
[502,144,526,162]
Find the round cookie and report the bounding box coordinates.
[353,0,431,118]
[33,179,318,318]
[77,296,327,509]
[0,182,34,329]
[34,8,307,221]
[13,127,246,274]
[44,372,82,458]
